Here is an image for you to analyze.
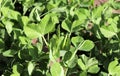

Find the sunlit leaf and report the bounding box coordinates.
[71,36,84,47]
[2,50,17,57]
[79,40,94,51]
[78,55,100,74]
[11,63,23,76]
[1,7,21,20]
[88,65,100,73]
[50,62,64,76]
[21,16,29,26]
[4,21,13,36]
[38,13,58,35]
[62,19,71,32]
[78,59,86,70]
[24,23,41,39]
[28,61,35,76]
[108,59,120,75]
[100,26,116,38]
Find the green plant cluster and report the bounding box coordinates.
[0,0,120,76]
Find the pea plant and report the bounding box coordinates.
[0,0,120,76]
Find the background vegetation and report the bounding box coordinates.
[0,0,120,76]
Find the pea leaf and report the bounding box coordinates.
[72,20,84,32]
[1,7,21,20]
[92,5,104,18]
[50,62,64,76]
[0,39,4,52]
[62,19,84,33]
[108,60,120,75]
[11,63,23,76]
[75,9,88,20]
[79,40,94,52]
[62,19,71,32]
[28,61,35,76]
[38,13,58,35]
[78,59,86,70]
[3,21,13,36]
[63,51,78,68]
[88,65,100,73]
[2,50,17,57]
[79,71,87,76]
[100,26,116,38]
[71,36,84,47]
[21,16,29,26]
[24,13,58,38]
[78,55,100,74]
[24,23,41,39]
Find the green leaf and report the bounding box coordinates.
[108,60,120,75]
[75,9,87,20]
[34,9,41,21]
[79,40,94,51]
[106,17,118,33]
[92,5,104,18]
[47,2,56,10]
[78,55,100,74]
[0,0,2,3]
[28,61,35,76]
[22,0,34,14]
[63,51,72,63]
[87,59,98,69]
[11,63,23,76]
[65,53,78,68]
[62,19,84,33]
[2,20,13,36]
[29,6,45,21]
[62,19,71,32]
[24,23,41,39]
[52,7,66,13]
[99,71,108,76]
[19,36,28,44]
[29,48,38,59]
[50,35,64,58]
[78,59,86,70]
[10,73,20,76]
[2,50,17,57]
[0,39,4,52]
[71,36,84,47]
[21,16,29,26]
[72,20,83,32]
[13,29,23,40]
[38,13,58,35]
[113,66,120,74]
[24,13,58,38]
[63,46,78,68]
[50,62,64,76]
[29,7,41,22]
[100,17,118,38]
[1,7,21,20]
[88,65,100,73]
[60,50,67,57]
[100,26,116,38]
[79,71,87,76]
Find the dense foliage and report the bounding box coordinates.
[0,0,120,76]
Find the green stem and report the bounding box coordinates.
[42,36,49,46]
[40,8,55,17]
[13,0,17,5]
[62,34,68,49]
[67,41,84,63]
[64,68,68,76]
[2,0,9,7]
